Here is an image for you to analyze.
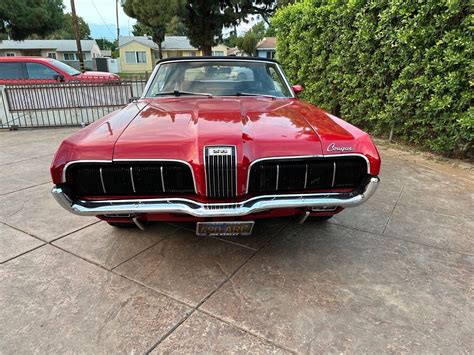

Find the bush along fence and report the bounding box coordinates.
[273,0,473,158]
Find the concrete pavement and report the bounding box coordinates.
[0,128,472,353]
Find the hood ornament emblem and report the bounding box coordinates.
[327,143,353,152]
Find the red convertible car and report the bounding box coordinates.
[51,57,380,235]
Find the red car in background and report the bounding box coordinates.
[0,56,119,85]
[51,57,380,235]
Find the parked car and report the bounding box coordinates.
[0,57,119,84]
[51,57,380,236]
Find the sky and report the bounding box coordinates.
[63,0,135,40]
[63,0,261,40]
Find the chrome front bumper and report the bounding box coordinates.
[51,177,379,218]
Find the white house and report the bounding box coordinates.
[0,40,102,69]
[256,37,276,59]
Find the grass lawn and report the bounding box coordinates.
[118,72,151,80]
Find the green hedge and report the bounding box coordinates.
[273,0,473,157]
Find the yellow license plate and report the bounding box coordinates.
[196,221,255,236]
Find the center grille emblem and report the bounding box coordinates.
[205,146,237,198]
[208,147,233,156]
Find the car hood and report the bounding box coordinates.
[51,97,380,187]
[76,71,119,80]
[113,97,329,162]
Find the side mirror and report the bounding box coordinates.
[128,96,140,103]
[292,84,303,96]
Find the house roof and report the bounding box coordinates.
[256,37,277,50]
[227,47,241,56]
[163,36,197,50]
[118,36,158,49]
[118,36,197,50]
[0,40,98,52]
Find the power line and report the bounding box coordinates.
[89,0,116,39]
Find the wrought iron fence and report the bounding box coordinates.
[0,76,149,129]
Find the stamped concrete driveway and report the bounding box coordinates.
[0,128,473,353]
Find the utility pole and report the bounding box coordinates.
[116,0,120,42]
[70,0,85,72]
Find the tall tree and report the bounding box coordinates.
[123,0,182,59]
[166,16,188,36]
[264,25,276,37]
[276,0,296,6]
[133,17,187,37]
[96,38,116,51]
[0,0,64,40]
[249,21,266,41]
[235,31,258,56]
[228,21,268,55]
[224,32,239,48]
[123,0,276,56]
[46,13,90,39]
[132,22,153,37]
[182,1,276,55]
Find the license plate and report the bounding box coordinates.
[196,221,255,237]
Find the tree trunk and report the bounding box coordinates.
[201,45,212,56]
[158,41,163,60]
[152,29,164,60]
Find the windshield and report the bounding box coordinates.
[48,59,81,76]
[145,60,293,98]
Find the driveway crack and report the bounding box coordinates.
[382,185,404,235]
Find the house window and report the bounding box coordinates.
[63,53,78,61]
[5,52,15,57]
[212,51,224,56]
[47,52,56,59]
[125,51,147,64]
[189,52,197,57]
[266,51,275,59]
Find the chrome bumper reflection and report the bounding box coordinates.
[51,177,379,218]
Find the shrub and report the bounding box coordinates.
[273,0,473,157]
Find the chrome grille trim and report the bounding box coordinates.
[99,167,107,194]
[160,166,166,192]
[246,154,370,194]
[129,167,136,193]
[62,159,197,193]
[304,164,308,189]
[205,146,237,198]
[275,164,280,191]
[64,160,196,196]
[331,162,336,187]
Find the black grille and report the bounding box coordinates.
[65,162,195,196]
[205,146,237,198]
[248,157,367,194]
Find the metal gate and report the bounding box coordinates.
[0,78,148,129]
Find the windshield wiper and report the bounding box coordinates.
[154,90,212,97]
[235,92,277,99]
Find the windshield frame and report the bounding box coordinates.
[142,58,296,99]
